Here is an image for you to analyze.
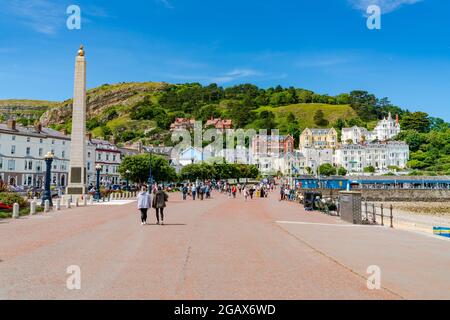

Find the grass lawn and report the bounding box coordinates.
[252,103,357,129]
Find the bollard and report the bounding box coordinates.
[83,196,88,206]
[365,202,368,221]
[66,199,71,209]
[75,198,79,207]
[390,204,393,228]
[380,204,384,226]
[44,200,50,213]
[89,196,94,205]
[372,203,376,224]
[30,201,36,215]
[56,198,61,211]
[12,203,20,219]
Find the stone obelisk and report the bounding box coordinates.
[66,45,87,196]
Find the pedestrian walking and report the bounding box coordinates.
[137,185,152,225]
[205,185,211,199]
[192,184,197,200]
[249,186,255,199]
[182,184,188,200]
[244,186,249,201]
[152,186,169,225]
[232,185,237,198]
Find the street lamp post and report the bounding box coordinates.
[41,152,54,207]
[147,150,153,188]
[125,169,130,191]
[95,164,102,201]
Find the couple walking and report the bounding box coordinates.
[137,185,168,225]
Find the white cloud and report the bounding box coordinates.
[348,0,423,14]
[156,0,174,9]
[4,0,64,34]
[164,68,263,84]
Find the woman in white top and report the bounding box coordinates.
[137,185,152,225]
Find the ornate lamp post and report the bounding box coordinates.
[147,150,153,188]
[95,164,102,201]
[125,170,131,191]
[41,152,54,207]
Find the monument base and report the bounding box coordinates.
[66,187,86,195]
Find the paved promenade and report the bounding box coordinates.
[0,191,449,299]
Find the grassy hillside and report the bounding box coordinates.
[253,103,357,129]
[0,99,60,123]
[0,99,59,107]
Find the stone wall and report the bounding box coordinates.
[303,189,450,202]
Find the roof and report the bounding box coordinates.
[0,123,70,140]
[349,175,450,182]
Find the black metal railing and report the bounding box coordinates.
[362,202,394,228]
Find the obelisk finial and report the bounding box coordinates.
[78,45,85,57]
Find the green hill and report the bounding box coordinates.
[0,82,409,147]
[253,103,357,129]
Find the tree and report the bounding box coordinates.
[118,154,177,183]
[400,112,431,133]
[349,90,377,121]
[313,109,329,126]
[337,166,347,176]
[318,163,337,176]
[363,166,376,173]
[287,112,296,123]
[180,163,215,181]
[258,110,277,129]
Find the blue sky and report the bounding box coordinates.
[0,0,449,120]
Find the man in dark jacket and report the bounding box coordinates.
[152,186,169,225]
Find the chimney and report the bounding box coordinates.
[34,122,42,133]
[86,132,92,141]
[7,119,16,130]
[396,114,399,125]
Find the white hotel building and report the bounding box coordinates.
[335,141,409,173]
[0,120,122,188]
[342,112,401,144]
[0,120,70,187]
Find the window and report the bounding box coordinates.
[27,137,30,142]
[39,148,43,156]
[88,152,91,158]
[11,145,16,155]
[28,161,32,170]
[0,157,2,169]
[8,159,15,171]
[98,153,101,160]
[26,147,31,155]
[106,154,109,161]
[12,136,16,141]
[40,139,43,143]
[62,151,65,158]
[52,140,55,145]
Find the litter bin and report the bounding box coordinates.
[339,191,362,224]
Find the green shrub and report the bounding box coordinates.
[0,192,27,207]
